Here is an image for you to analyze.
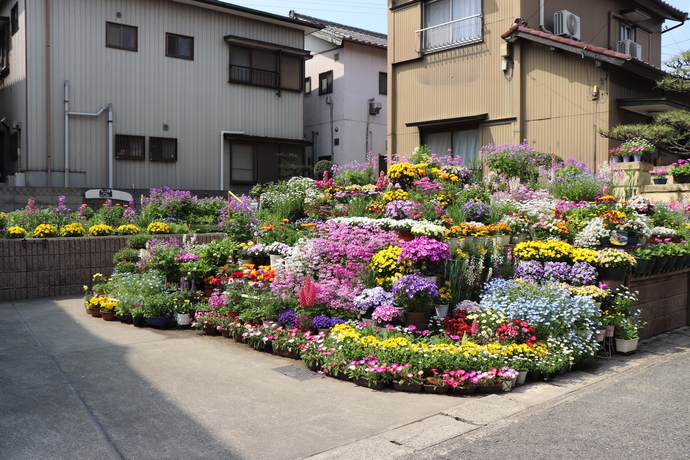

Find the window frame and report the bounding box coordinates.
[230,143,257,184]
[106,22,138,52]
[149,137,178,162]
[227,41,305,92]
[420,0,483,54]
[115,134,145,160]
[319,70,333,95]
[10,3,18,36]
[304,76,311,94]
[379,71,388,95]
[166,32,194,60]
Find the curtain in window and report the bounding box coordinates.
[452,0,481,43]
[424,0,451,50]
[452,129,479,165]
[425,132,452,157]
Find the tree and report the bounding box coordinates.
[600,51,690,155]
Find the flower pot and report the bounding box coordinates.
[598,267,627,289]
[221,330,231,338]
[237,259,253,266]
[595,329,606,342]
[652,256,668,274]
[89,308,102,318]
[175,313,191,326]
[393,382,423,392]
[203,326,218,336]
[477,384,503,393]
[673,174,690,184]
[403,311,429,330]
[611,156,621,163]
[423,384,449,394]
[144,316,173,327]
[448,237,460,250]
[100,310,117,321]
[117,313,133,324]
[615,337,639,353]
[516,371,528,385]
[627,236,639,246]
[434,304,449,318]
[354,377,386,390]
[633,258,649,275]
[132,316,146,328]
[605,325,615,337]
[653,177,668,184]
[622,155,631,162]
[269,254,284,266]
[633,154,643,162]
[233,333,243,342]
[204,285,214,298]
[663,256,677,272]
[495,235,511,246]
[396,232,414,242]
[451,386,477,395]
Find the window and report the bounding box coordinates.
[423,129,479,164]
[115,135,145,160]
[319,70,333,95]
[231,144,256,183]
[379,72,387,95]
[619,24,635,42]
[106,22,138,51]
[304,76,311,94]
[166,33,193,60]
[228,45,304,91]
[420,0,482,53]
[149,137,177,162]
[0,17,9,79]
[10,3,18,36]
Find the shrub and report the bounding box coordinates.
[60,222,86,237]
[481,140,561,184]
[89,224,114,237]
[116,224,141,235]
[33,223,58,238]
[113,248,140,265]
[147,222,171,234]
[126,234,153,249]
[314,160,335,179]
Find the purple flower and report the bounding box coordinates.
[567,262,598,286]
[513,260,544,282]
[312,315,332,329]
[398,236,451,263]
[278,309,297,327]
[353,287,394,312]
[543,262,571,283]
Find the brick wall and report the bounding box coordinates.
[629,269,689,339]
[0,234,224,301]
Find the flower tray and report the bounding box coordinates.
[423,384,448,394]
[451,386,477,395]
[353,377,386,390]
[393,382,422,392]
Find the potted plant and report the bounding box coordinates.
[390,363,425,392]
[98,297,118,321]
[620,138,655,162]
[615,311,645,353]
[392,274,439,329]
[668,158,690,183]
[141,292,175,326]
[650,166,668,184]
[593,248,636,289]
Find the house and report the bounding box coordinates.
[387,0,690,168]
[289,11,388,172]
[0,0,320,191]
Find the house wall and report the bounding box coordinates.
[388,0,520,158]
[20,0,307,190]
[304,37,387,169]
[0,0,27,181]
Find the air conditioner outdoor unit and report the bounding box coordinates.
[369,101,382,115]
[618,39,642,59]
[554,10,581,41]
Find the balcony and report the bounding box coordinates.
[416,14,482,54]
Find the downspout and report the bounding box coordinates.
[107,104,113,189]
[64,80,106,187]
[365,98,374,157]
[311,130,318,169]
[326,97,334,161]
[539,0,552,33]
[219,130,244,190]
[46,0,52,186]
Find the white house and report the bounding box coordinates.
[289,11,387,172]
[0,0,319,191]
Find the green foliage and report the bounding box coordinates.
[481,141,561,184]
[113,248,140,265]
[141,292,175,318]
[314,160,335,179]
[126,234,153,250]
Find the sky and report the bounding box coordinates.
[226,0,690,68]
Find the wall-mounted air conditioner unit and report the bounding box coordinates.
[618,39,642,59]
[554,10,581,41]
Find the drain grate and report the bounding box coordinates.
[272,365,320,381]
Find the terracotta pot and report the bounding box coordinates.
[100,310,117,321]
[221,329,231,338]
[89,308,102,318]
[396,232,414,242]
[605,325,615,337]
[204,326,218,336]
[403,311,429,330]
[204,285,214,298]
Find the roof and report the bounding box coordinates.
[634,0,688,22]
[501,19,668,81]
[288,11,387,48]
[171,0,322,35]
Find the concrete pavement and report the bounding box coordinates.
[1,296,688,459]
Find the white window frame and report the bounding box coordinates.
[417,0,483,54]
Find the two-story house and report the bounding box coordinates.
[0,0,319,191]
[388,0,689,168]
[289,11,388,171]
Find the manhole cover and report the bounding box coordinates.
[272,365,320,381]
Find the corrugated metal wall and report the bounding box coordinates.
[24,0,306,190]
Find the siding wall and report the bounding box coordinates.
[23,0,307,190]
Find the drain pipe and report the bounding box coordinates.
[64,81,106,187]
[539,0,552,33]
[107,104,113,189]
[326,97,334,161]
[219,130,244,190]
[311,130,318,169]
[365,98,374,156]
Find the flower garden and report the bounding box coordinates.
[4,142,690,394]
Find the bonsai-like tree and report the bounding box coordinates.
[600,50,690,155]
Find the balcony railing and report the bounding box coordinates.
[229,65,279,89]
[416,14,482,54]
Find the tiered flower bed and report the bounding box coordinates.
[7,143,690,391]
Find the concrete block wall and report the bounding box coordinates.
[0,233,224,301]
[629,269,689,339]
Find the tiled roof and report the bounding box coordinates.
[644,0,688,21]
[501,19,667,79]
[288,11,387,48]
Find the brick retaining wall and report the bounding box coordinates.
[0,234,224,301]
[629,269,689,340]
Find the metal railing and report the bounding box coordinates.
[416,14,482,54]
[229,65,279,89]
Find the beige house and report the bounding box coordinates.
[388,0,689,168]
[0,0,319,191]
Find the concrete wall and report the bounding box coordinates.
[0,233,224,301]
